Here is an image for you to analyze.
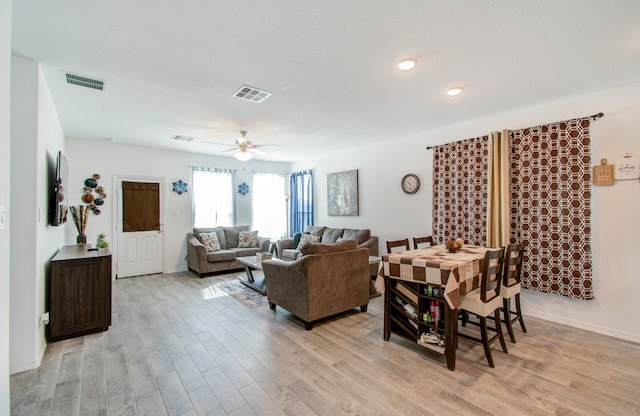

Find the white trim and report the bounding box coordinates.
[524,308,640,343]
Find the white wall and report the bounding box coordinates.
[292,82,640,343]
[66,138,290,274]
[10,55,66,373]
[1,0,12,411]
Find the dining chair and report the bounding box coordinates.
[501,242,527,343]
[386,239,410,254]
[457,247,508,368]
[412,235,434,249]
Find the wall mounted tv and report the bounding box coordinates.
[51,150,69,226]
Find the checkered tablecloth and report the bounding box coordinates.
[379,245,490,309]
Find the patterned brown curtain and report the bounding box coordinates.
[432,135,489,245]
[509,118,593,300]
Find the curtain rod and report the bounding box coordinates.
[187,165,237,173]
[425,112,605,150]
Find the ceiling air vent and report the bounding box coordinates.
[172,135,194,142]
[233,85,271,103]
[64,71,105,91]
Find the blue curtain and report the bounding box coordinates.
[289,170,313,235]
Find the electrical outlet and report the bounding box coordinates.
[40,312,49,326]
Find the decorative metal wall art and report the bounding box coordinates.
[82,173,106,215]
[172,178,188,195]
[238,182,250,196]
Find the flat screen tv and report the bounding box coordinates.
[51,150,69,226]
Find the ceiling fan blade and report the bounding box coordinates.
[205,131,279,156]
[252,144,280,148]
[204,141,236,147]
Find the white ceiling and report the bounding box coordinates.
[11,1,640,162]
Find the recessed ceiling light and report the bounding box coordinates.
[398,59,417,71]
[446,87,463,96]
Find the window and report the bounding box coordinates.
[192,168,235,228]
[252,173,286,240]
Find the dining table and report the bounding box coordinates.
[379,244,491,370]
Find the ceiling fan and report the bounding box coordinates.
[205,130,279,161]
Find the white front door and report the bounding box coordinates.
[116,177,164,278]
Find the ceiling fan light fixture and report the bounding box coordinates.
[398,58,417,71]
[234,151,252,161]
[446,87,463,96]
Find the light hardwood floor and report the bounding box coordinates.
[10,271,640,415]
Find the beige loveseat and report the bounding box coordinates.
[276,225,379,277]
[186,225,270,276]
[262,239,370,330]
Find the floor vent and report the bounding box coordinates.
[64,72,105,91]
[233,85,271,103]
[172,135,194,142]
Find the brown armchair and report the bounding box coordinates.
[262,240,370,330]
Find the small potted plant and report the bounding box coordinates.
[96,241,109,254]
[96,233,109,254]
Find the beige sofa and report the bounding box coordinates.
[186,225,270,276]
[262,239,370,330]
[276,225,379,277]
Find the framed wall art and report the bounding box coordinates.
[327,169,359,216]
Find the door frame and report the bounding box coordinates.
[112,174,166,278]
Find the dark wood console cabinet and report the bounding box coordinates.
[48,245,112,341]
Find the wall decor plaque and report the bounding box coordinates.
[592,158,615,186]
[616,157,639,181]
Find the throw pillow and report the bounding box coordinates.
[238,230,259,248]
[292,232,307,249]
[297,233,320,250]
[224,225,249,249]
[197,232,221,252]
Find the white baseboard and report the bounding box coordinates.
[525,309,640,344]
[10,359,40,375]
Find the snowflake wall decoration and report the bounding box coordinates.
[238,182,250,196]
[172,179,188,195]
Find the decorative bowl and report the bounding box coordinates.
[445,238,464,253]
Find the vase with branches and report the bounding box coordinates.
[69,205,89,244]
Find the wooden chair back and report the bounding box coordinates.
[412,236,434,249]
[480,248,505,303]
[386,239,410,254]
[503,243,525,290]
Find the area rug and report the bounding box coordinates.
[208,273,268,309]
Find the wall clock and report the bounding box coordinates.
[401,174,420,194]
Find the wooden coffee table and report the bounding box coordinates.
[236,256,284,295]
